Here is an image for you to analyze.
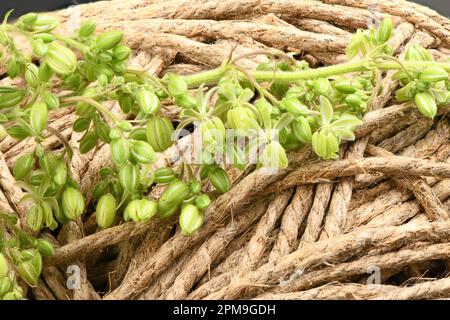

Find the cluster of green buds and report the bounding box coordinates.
[0,211,54,299]
[1,11,449,293]
[346,17,393,59]
[394,45,449,119]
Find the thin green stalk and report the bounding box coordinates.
[54,34,90,53]
[186,60,450,87]
[61,96,120,125]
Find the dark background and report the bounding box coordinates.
[0,0,449,18]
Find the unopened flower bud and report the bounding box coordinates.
[78,20,96,38]
[13,152,35,181]
[96,31,123,50]
[154,167,176,184]
[415,91,437,119]
[45,42,77,75]
[96,193,117,229]
[118,164,140,192]
[35,239,54,257]
[259,141,289,169]
[194,194,211,210]
[207,167,231,194]
[62,187,85,220]
[110,137,130,165]
[137,88,160,114]
[179,204,203,236]
[146,116,174,152]
[131,140,156,164]
[30,101,48,135]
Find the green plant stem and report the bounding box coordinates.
[54,34,90,53]
[60,96,120,125]
[186,60,450,87]
[46,125,74,160]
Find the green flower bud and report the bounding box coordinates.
[166,73,188,97]
[19,13,38,26]
[0,277,13,297]
[37,62,53,83]
[41,201,57,230]
[405,46,424,61]
[154,167,176,184]
[376,17,392,44]
[113,45,131,61]
[129,127,147,141]
[98,74,109,87]
[27,204,44,232]
[96,31,123,50]
[226,107,259,132]
[118,164,140,192]
[395,82,415,102]
[158,202,180,219]
[29,15,59,32]
[110,137,130,165]
[207,167,231,194]
[137,88,160,114]
[334,80,356,94]
[313,78,331,96]
[415,91,437,119]
[30,101,48,135]
[0,87,25,109]
[292,117,312,144]
[17,260,39,286]
[42,91,59,110]
[124,199,158,223]
[35,239,54,257]
[32,33,55,43]
[32,39,47,57]
[7,56,20,79]
[259,141,289,169]
[175,94,197,109]
[45,42,77,75]
[62,187,85,220]
[194,194,211,210]
[0,253,8,278]
[312,130,339,160]
[79,131,98,154]
[146,116,174,152]
[418,66,448,83]
[179,204,203,236]
[131,140,156,164]
[109,128,122,140]
[159,180,190,209]
[200,117,226,146]
[78,20,96,38]
[53,161,67,186]
[96,193,117,229]
[416,46,433,61]
[13,152,35,181]
[345,94,364,109]
[189,180,201,194]
[118,93,134,113]
[118,121,133,132]
[25,63,40,88]
[280,97,309,116]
